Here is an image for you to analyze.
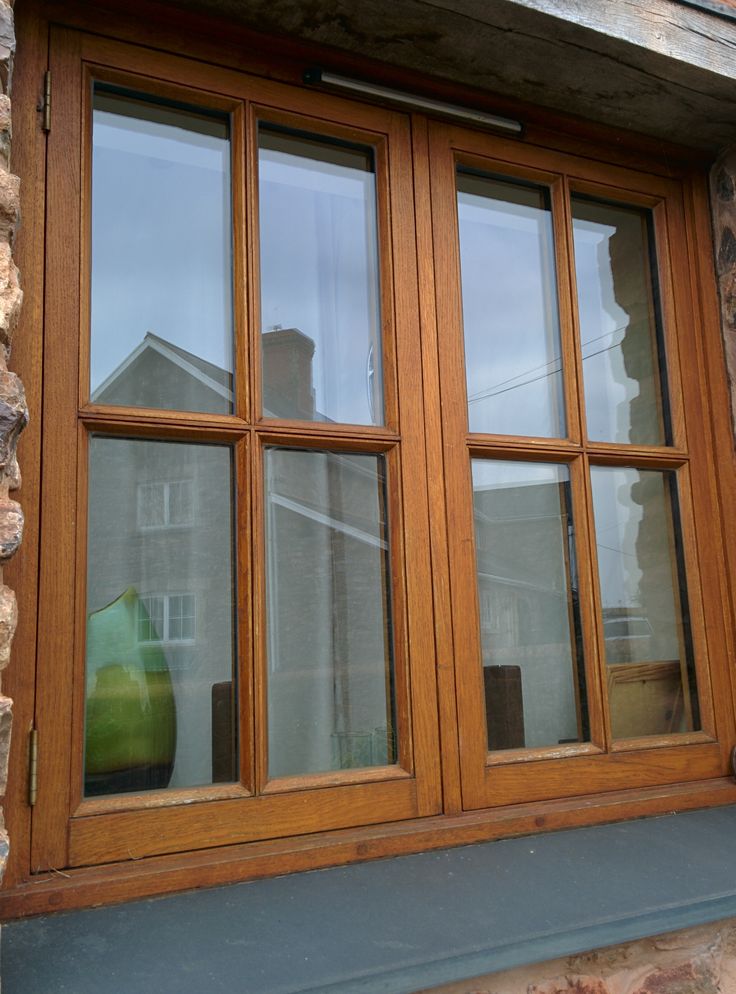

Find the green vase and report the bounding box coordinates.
[84,587,177,796]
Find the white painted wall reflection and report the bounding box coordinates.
[472,460,585,749]
[572,200,665,445]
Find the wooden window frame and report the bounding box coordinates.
[2,1,736,918]
[30,27,441,874]
[429,121,732,810]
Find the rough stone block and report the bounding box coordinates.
[0,241,22,354]
[0,584,17,669]
[0,94,11,169]
[529,978,610,994]
[626,955,719,993]
[0,2,15,94]
[0,366,26,473]
[0,818,8,886]
[719,226,736,271]
[0,168,19,243]
[0,693,12,796]
[6,453,19,491]
[710,147,736,439]
[716,166,735,203]
[0,497,22,560]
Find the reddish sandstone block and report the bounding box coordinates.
[529,976,611,994]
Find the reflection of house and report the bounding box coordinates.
[474,479,581,749]
[93,331,233,413]
[89,331,393,787]
[266,446,394,776]
[88,335,235,788]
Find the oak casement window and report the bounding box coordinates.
[430,121,732,809]
[31,27,735,880]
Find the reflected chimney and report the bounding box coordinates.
[262,327,316,420]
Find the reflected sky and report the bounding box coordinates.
[90,92,232,403]
[259,128,382,425]
[457,173,565,438]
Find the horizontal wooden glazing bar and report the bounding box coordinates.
[466,438,582,460]
[75,782,252,818]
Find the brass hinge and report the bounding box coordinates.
[41,71,51,133]
[28,726,38,806]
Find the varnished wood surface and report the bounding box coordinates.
[426,116,735,812]
[686,173,736,750]
[31,26,84,874]
[69,779,420,865]
[2,779,736,920]
[31,23,441,877]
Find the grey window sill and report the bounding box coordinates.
[4,805,736,994]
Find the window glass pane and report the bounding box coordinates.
[457,172,566,438]
[265,448,396,777]
[472,460,587,750]
[572,199,667,445]
[590,467,699,738]
[90,88,233,414]
[84,438,237,796]
[259,127,383,425]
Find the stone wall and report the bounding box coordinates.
[0,0,24,882]
[419,918,736,994]
[712,146,736,441]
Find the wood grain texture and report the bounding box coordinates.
[31,26,83,873]
[687,173,736,749]
[426,115,735,814]
[69,779,420,864]
[411,114,463,815]
[500,0,736,79]
[3,777,736,920]
[30,28,440,874]
[31,0,726,160]
[68,0,736,149]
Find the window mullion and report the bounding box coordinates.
[554,175,587,447]
[574,450,612,752]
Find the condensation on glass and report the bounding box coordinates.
[590,467,699,739]
[471,460,587,751]
[84,437,237,796]
[258,126,383,426]
[265,448,396,777]
[457,171,566,439]
[572,198,668,445]
[90,87,234,414]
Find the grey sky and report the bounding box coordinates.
[91,102,232,397]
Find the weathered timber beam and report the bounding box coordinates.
[152,0,736,149]
[498,0,736,81]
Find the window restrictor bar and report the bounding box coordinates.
[303,68,524,136]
